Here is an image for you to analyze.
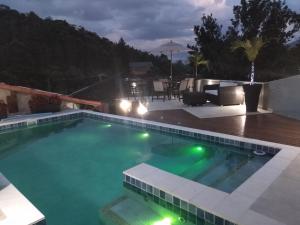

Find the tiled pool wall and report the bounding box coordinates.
[123,175,234,225]
[0,111,280,156]
[83,112,280,155]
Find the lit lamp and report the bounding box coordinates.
[137,102,148,116]
[119,99,132,113]
[131,82,137,88]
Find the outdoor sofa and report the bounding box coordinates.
[204,81,244,106]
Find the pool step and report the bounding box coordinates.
[101,195,192,225]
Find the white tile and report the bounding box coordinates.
[237,210,284,225]
[264,155,293,171]
[0,184,44,225]
[251,166,283,184]
[235,176,273,199]
[275,148,300,160]
[214,192,255,222]
[123,163,158,179]
[189,188,227,211]
[173,180,207,202]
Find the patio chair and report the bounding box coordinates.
[173,79,188,100]
[152,80,167,101]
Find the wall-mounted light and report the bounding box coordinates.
[119,99,132,113]
[207,80,213,85]
[131,82,137,88]
[137,102,148,116]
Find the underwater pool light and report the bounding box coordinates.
[152,217,172,225]
[142,132,149,138]
[196,146,203,151]
[106,124,112,128]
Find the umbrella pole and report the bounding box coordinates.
[170,50,173,80]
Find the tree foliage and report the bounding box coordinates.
[189,0,300,81]
[231,37,266,62]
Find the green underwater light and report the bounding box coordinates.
[196,146,203,151]
[152,217,172,225]
[190,145,205,155]
[143,132,149,137]
[105,124,112,128]
[139,132,149,139]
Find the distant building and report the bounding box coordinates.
[129,62,153,76]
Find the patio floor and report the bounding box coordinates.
[131,109,300,147]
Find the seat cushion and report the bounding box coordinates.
[205,90,218,96]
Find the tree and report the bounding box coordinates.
[231,0,300,79]
[189,52,208,78]
[231,37,266,84]
[232,0,300,43]
[188,14,225,77]
[190,0,300,81]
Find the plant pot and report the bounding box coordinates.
[243,84,262,112]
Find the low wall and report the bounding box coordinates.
[0,89,11,104]
[16,93,31,113]
[261,75,300,119]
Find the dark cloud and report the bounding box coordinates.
[0,0,299,50]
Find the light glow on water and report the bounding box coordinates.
[152,217,172,225]
[196,146,204,151]
[142,132,149,138]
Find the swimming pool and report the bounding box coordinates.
[0,117,271,225]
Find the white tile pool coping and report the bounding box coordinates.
[0,173,44,225]
[0,109,300,225]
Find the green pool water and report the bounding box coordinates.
[0,119,271,225]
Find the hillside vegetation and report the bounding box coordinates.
[0,5,176,94]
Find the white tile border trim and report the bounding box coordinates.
[0,173,45,225]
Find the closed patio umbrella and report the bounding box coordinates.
[152,40,187,80]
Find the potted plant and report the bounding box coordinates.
[232,37,266,112]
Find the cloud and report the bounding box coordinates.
[0,0,299,50]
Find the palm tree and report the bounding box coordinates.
[189,52,208,78]
[231,37,266,85]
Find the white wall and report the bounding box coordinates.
[262,75,300,119]
[16,93,31,113]
[0,89,11,104]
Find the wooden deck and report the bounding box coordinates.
[132,110,300,147]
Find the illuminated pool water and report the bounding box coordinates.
[0,119,271,225]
